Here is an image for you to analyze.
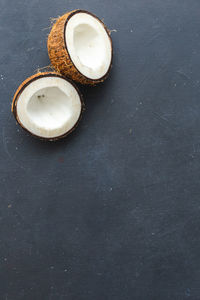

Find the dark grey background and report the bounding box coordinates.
[0,0,200,299]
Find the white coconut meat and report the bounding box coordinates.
[65,12,112,80]
[16,76,82,139]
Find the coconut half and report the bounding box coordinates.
[48,10,113,85]
[12,73,83,140]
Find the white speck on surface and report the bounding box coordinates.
[110,29,117,33]
[27,47,35,52]
[130,29,133,32]
[15,147,18,150]
[1,75,3,80]
[110,187,113,191]
[64,269,68,272]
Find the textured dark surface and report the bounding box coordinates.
[0,0,200,299]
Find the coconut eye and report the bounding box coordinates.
[48,10,113,85]
[12,73,83,140]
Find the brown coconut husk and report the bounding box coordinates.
[47,10,113,85]
[12,72,84,141]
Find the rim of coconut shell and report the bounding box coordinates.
[12,72,84,141]
[62,9,113,83]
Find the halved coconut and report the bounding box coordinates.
[12,72,83,140]
[48,10,113,85]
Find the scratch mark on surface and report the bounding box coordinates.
[60,295,67,300]
[49,294,53,300]
[134,64,168,95]
[145,32,161,46]
[156,225,182,238]
[29,246,32,256]
[153,111,170,123]
[2,127,26,170]
[142,180,165,195]
[2,127,12,159]
[151,111,172,129]
[134,72,151,92]
[176,70,191,80]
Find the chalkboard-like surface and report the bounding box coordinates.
[0,0,200,299]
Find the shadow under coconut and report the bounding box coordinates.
[77,67,114,119]
[18,121,83,150]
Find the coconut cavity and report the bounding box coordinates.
[14,74,82,140]
[65,12,112,80]
[27,87,71,129]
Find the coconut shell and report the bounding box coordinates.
[12,72,84,141]
[47,10,113,85]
